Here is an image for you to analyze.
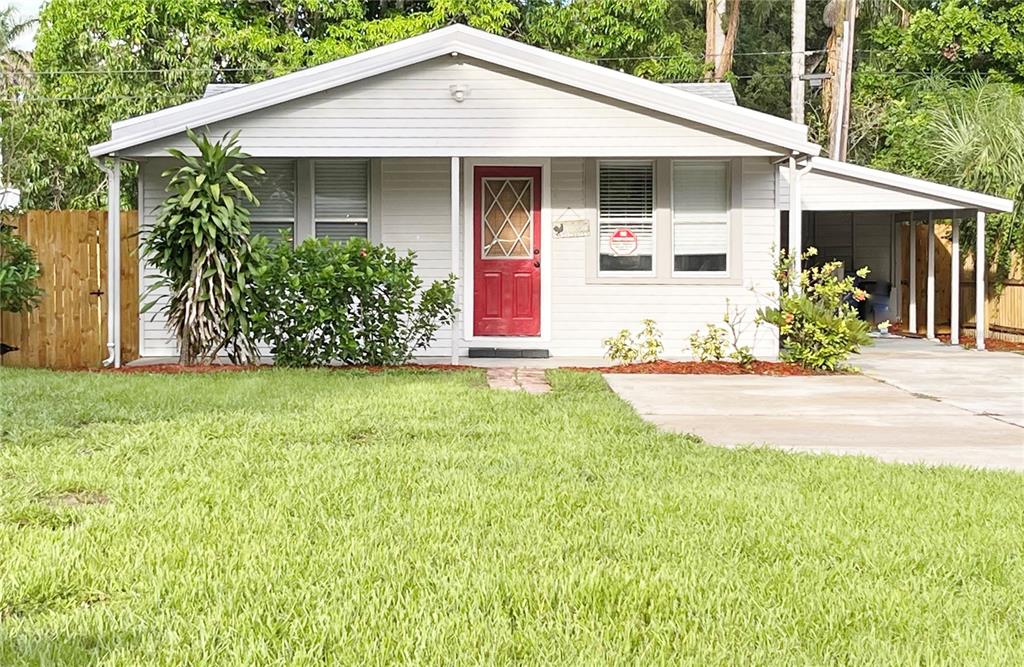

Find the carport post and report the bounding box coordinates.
[976,211,986,350]
[787,155,805,292]
[926,212,935,339]
[908,214,917,334]
[950,219,960,346]
[450,156,461,365]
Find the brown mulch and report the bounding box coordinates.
[937,334,1024,353]
[565,360,821,376]
[105,363,471,374]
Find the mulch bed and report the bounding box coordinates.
[937,335,1024,353]
[106,363,471,374]
[565,360,820,376]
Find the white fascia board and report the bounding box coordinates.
[811,158,1014,213]
[90,24,820,158]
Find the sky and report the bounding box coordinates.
[8,0,43,51]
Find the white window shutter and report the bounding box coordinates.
[250,160,296,243]
[598,161,655,271]
[672,161,729,272]
[314,160,369,242]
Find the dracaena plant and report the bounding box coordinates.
[142,129,266,365]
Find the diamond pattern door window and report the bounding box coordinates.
[481,178,533,258]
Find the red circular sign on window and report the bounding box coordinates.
[608,227,638,256]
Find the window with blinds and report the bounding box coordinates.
[315,159,369,243]
[598,161,655,273]
[672,161,729,273]
[250,160,296,245]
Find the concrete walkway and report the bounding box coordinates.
[605,338,1024,472]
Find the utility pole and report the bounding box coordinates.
[837,0,858,161]
[791,0,806,124]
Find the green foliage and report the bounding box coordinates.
[603,318,664,365]
[688,324,727,362]
[721,300,756,368]
[142,130,266,365]
[523,0,704,81]
[251,237,457,367]
[758,248,872,371]
[0,222,42,314]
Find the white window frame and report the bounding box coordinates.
[670,159,731,277]
[596,159,657,277]
[250,159,297,246]
[313,158,370,242]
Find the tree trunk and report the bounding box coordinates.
[822,0,848,155]
[704,0,725,81]
[713,0,741,80]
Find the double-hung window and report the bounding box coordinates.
[250,160,296,245]
[672,161,730,274]
[598,160,655,274]
[314,159,369,243]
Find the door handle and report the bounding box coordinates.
[533,261,540,268]
[89,290,104,297]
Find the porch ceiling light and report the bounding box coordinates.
[450,84,469,103]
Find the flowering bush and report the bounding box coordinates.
[757,247,872,371]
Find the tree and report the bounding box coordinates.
[0,220,42,315]
[143,130,267,365]
[524,0,704,81]
[0,7,35,92]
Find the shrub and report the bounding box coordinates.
[758,248,872,371]
[142,130,266,365]
[603,319,663,364]
[0,221,42,314]
[251,237,457,366]
[688,324,726,362]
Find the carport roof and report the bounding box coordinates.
[780,157,1014,214]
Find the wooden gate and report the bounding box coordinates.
[1,210,138,369]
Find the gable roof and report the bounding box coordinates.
[809,157,1014,213]
[89,24,818,158]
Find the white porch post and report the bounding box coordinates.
[950,218,960,346]
[105,157,122,368]
[926,212,935,339]
[976,211,986,350]
[450,156,461,365]
[787,156,803,290]
[908,215,917,334]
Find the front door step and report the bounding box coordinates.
[468,348,550,359]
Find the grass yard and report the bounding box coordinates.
[1,367,1022,665]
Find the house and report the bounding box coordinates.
[89,25,1013,367]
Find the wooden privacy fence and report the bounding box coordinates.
[899,222,1024,341]
[0,210,139,370]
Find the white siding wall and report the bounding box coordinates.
[138,158,178,356]
[379,158,457,356]
[137,157,780,359]
[124,57,777,159]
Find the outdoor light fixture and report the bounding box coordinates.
[450,84,469,102]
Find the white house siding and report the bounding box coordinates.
[378,158,456,356]
[545,157,779,358]
[138,158,178,357]
[121,56,779,159]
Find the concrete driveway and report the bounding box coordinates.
[605,338,1024,472]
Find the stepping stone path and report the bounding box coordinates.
[485,368,551,394]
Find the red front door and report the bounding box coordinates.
[473,166,541,336]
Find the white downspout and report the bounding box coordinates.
[976,211,986,350]
[101,157,122,368]
[787,155,812,291]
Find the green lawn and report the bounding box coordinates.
[1,367,1021,665]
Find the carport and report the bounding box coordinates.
[779,157,1014,349]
